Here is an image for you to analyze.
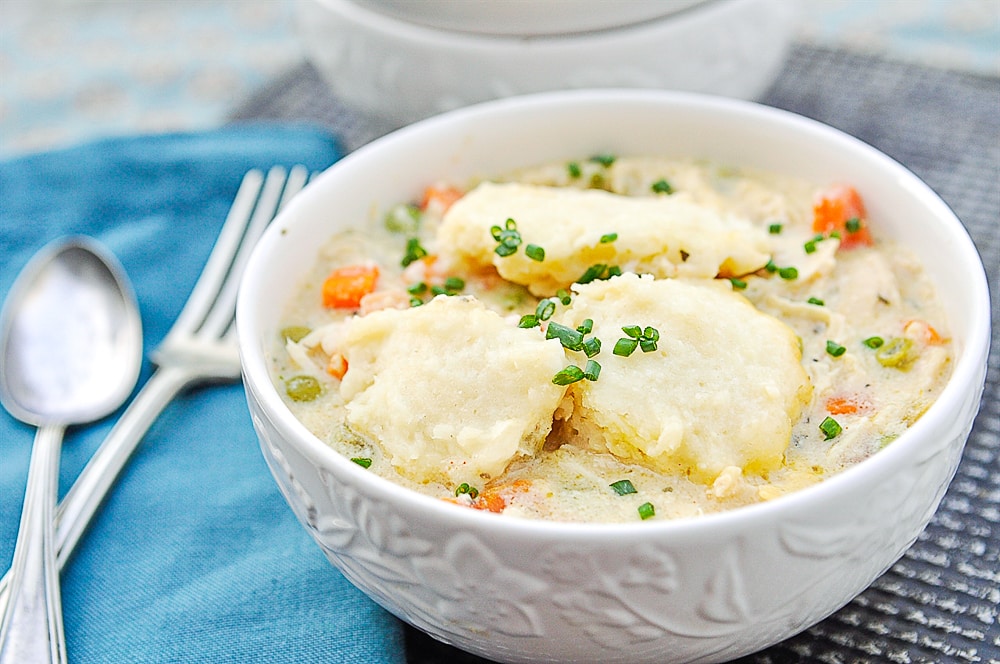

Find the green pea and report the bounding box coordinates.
[876,337,915,368]
[280,326,312,343]
[285,375,322,402]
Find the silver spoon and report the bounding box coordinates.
[0,237,142,664]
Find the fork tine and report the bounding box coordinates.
[196,165,293,340]
[279,164,310,212]
[217,167,312,344]
[162,169,265,345]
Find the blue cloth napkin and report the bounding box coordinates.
[0,125,408,663]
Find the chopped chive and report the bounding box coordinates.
[613,337,639,357]
[409,297,423,307]
[443,276,465,292]
[351,457,373,468]
[582,336,602,358]
[491,218,522,257]
[576,318,594,335]
[535,298,556,321]
[804,239,818,254]
[590,154,616,167]
[567,161,582,178]
[807,297,825,306]
[606,265,623,278]
[863,336,885,349]
[401,237,428,267]
[552,365,586,385]
[546,322,585,351]
[622,325,642,338]
[407,281,427,295]
[637,502,656,520]
[600,232,618,243]
[729,277,747,290]
[778,266,799,280]
[525,244,546,262]
[577,263,608,284]
[610,479,637,495]
[583,360,601,381]
[826,340,847,357]
[430,285,448,296]
[518,314,539,329]
[643,327,659,342]
[651,178,674,194]
[768,223,783,234]
[765,260,778,273]
[819,416,842,440]
[556,289,572,305]
[845,217,862,233]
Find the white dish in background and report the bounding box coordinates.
[349,0,708,36]
[237,89,991,664]
[295,0,796,131]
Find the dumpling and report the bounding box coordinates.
[558,273,812,483]
[437,181,770,295]
[338,295,569,486]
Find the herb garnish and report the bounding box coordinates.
[613,325,660,356]
[651,179,674,194]
[491,218,523,257]
[819,416,842,440]
[610,479,637,495]
[826,340,847,357]
[401,237,428,267]
[637,502,656,520]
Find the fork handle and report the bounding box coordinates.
[0,366,192,615]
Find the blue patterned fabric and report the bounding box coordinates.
[0,125,408,663]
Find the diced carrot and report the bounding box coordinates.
[471,493,507,513]
[420,185,463,214]
[322,264,379,309]
[326,353,348,380]
[812,184,874,249]
[825,394,870,415]
[470,479,532,513]
[903,319,946,345]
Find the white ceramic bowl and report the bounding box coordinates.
[237,90,991,664]
[350,0,708,36]
[295,0,796,131]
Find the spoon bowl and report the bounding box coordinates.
[0,237,142,664]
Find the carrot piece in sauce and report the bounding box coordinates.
[322,264,379,309]
[904,319,947,345]
[326,353,348,380]
[812,184,874,249]
[420,185,463,213]
[825,394,870,415]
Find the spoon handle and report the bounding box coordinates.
[0,424,67,664]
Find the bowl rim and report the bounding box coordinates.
[345,0,711,38]
[306,0,779,48]
[238,88,992,539]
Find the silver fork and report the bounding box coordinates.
[0,165,309,622]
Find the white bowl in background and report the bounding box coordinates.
[237,89,990,664]
[350,0,708,36]
[295,0,796,131]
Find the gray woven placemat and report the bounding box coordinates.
[230,43,1000,664]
